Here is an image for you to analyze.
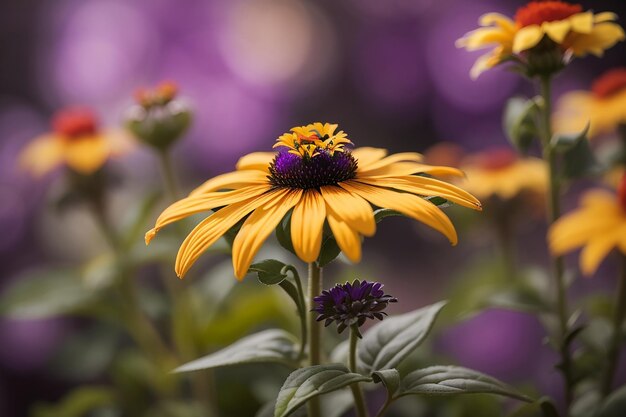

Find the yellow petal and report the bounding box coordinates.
[18,134,65,177]
[351,147,388,169]
[479,13,516,32]
[359,161,464,178]
[290,190,326,262]
[542,20,571,44]
[320,185,375,236]
[190,170,269,195]
[513,25,544,53]
[326,209,362,263]
[549,211,620,254]
[146,185,271,244]
[469,51,499,80]
[340,180,458,245]
[580,232,621,276]
[569,12,594,33]
[174,189,282,278]
[231,189,303,280]
[102,129,135,156]
[458,28,514,51]
[594,12,618,24]
[236,152,276,171]
[569,23,625,57]
[64,136,110,174]
[356,152,423,174]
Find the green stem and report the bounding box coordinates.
[349,326,369,417]
[601,253,626,396]
[374,401,391,417]
[539,75,574,414]
[307,262,322,417]
[284,265,307,359]
[493,204,516,280]
[157,150,217,414]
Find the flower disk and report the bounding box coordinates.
[268,150,358,189]
[313,280,397,335]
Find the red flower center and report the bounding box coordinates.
[52,108,98,139]
[515,1,582,27]
[591,68,626,99]
[477,148,518,171]
[618,173,626,212]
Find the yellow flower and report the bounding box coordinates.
[457,1,624,79]
[549,174,626,275]
[554,68,626,138]
[19,108,133,177]
[146,123,482,280]
[459,148,547,200]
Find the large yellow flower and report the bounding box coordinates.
[549,174,626,275]
[459,148,547,200]
[554,68,626,138]
[146,123,482,280]
[19,108,132,177]
[457,1,624,78]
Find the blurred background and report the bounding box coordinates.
[1,0,625,416]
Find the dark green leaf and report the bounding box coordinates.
[122,191,162,250]
[174,329,300,373]
[358,301,447,374]
[275,211,296,255]
[503,96,542,153]
[250,260,289,285]
[397,366,532,402]
[31,386,116,417]
[274,364,372,417]
[550,123,590,152]
[318,235,341,267]
[372,369,401,397]
[595,385,626,417]
[374,208,403,223]
[0,268,96,319]
[562,135,600,179]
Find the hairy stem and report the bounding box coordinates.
[307,262,322,417]
[349,326,369,417]
[539,75,574,414]
[601,253,626,396]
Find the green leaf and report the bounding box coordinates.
[121,191,162,250]
[318,235,341,267]
[397,366,532,402]
[374,208,403,223]
[0,268,96,319]
[503,96,542,153]
[550,123,590,152]
[596,385,626,417]
[561,133,600,179]
[275,211,296,255]
[358,301,447,374]
[31,386,116,417]
[250,259,289,285]
[274,364,372,417]
[174,329,300,373]
[372,369,401,397]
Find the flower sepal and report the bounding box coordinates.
[503,96,543,154]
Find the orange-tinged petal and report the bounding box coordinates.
[320,185,375,236]
[231,189,303,279]
[290,190,326,263]
[580,232,621,276]
[236,152,276,171]
[356,152,423,174]
[190,170,269,195]
[174,189,282,278]
[18,134,65,177]
[340,180,458,245]
[64,135,110,174]
[351,147,387,169]
[146,185,271,244]
[359,161,465,178]
[513,25,544,53]
[326,208,362,263]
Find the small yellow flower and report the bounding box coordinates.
[146,123,482,280]
[457,1,624,78]
[549,174,626,275]
[19,108,132,177]
[459,148,547,200]
[554,68,626,138]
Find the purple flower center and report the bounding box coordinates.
[268,149,358,189]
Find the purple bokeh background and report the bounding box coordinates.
[1,0,625,415]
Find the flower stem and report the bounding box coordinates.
[307,262,322,417]
[158,150,181,200]
[539,74,574,414]
[601,253,626,396]
[284,265,307,359]
[349,325,369,417]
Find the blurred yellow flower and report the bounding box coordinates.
[19,108,132,177]
[460,148,547,200]
[549,174,626,275]
[457,1,624,78]
[146,123,482,280]
[554,68,626,138]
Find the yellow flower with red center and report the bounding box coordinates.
[457,1,624,78]
[554,68,626,138]
[19,107,133,177]
[459,147,548,200]
[146,123,482,280]
[549,174,626,275]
